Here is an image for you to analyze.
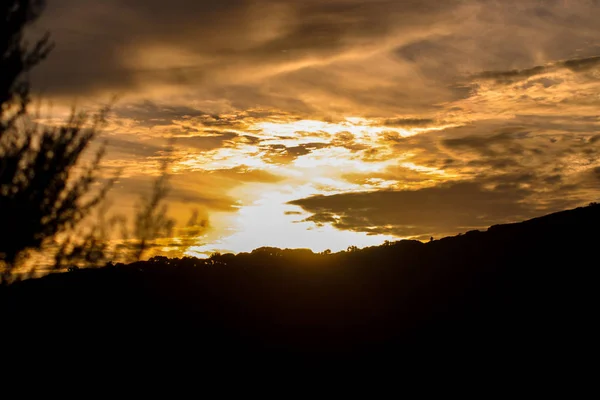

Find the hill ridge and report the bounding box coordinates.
[2,203,599,366]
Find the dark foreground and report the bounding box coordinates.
[2,205,599,371]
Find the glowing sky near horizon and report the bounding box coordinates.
[29,0,600,258]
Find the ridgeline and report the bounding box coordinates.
[3,204,599,367]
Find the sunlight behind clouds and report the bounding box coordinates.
[28,0,600,258]
[186,187,397,257]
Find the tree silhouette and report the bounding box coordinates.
[0,0,110,273]
[131,159,175,261]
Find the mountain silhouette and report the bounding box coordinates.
[2,204,599,370]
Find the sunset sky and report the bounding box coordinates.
[29,0,600,257]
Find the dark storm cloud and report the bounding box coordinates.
[28,0,600,119]
[289,180,534,237]
[289,177,581,238]
[30,0,464,99]
[29,0,255,95]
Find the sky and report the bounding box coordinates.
[28,0,600,258]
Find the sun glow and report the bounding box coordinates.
[166,115,457,256]
[185,187,397,257]
[99,111,456,258]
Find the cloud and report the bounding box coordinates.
[103,137,164,159]
[29,0,600,119]
[302,112,600,239]
[475,65,549,84]
[289,177,579,239]
[24,0,600,254]
[380,118,437,127]
[562,55,600,72]
[382,116,600,186]
[442,128,531,158]
[111,174,238,212]
[115,101,206,127]
[175,132,239,151]
[27,0,464,112]
[209,166,284,183]
[472,55,600,85]
[260,142,330,164]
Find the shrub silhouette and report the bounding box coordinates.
[0,0,110,276]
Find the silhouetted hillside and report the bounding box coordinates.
[2,204,600,368]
